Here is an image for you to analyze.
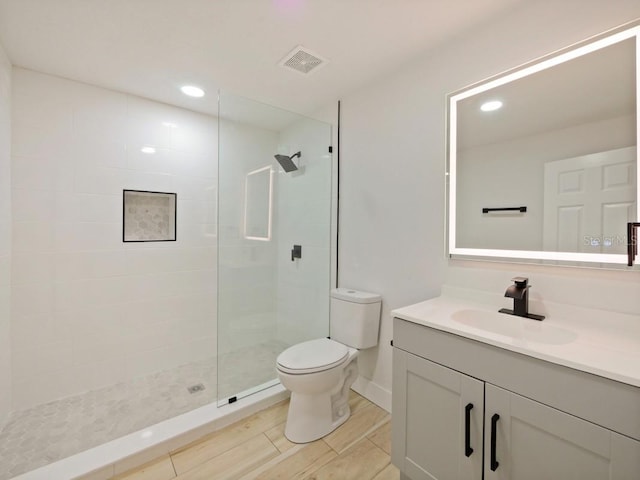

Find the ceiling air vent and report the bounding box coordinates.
[279,46,328,75]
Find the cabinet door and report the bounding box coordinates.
[391,349,484,480]
[485,384,640,480]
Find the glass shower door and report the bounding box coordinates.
[217,92,333,404]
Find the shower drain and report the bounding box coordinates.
[187,383,205,394]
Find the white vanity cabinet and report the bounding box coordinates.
[392,349,484,480]
[484,384,640,480]
[391,317,640,480]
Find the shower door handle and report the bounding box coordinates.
[291,245,302,261]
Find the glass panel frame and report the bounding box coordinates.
[216,91,333,405]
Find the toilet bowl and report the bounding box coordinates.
[277,338,359,443]
[276,288,381,443]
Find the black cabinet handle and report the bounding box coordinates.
[490,413,500,471]
[464,403,474,457]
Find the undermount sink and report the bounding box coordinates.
[451,309,578,345]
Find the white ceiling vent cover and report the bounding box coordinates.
[279,46,328,75]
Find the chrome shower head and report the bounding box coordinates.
[274,151,301,172]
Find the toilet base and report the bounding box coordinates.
[282,357,358,443]
[284,392,351,443]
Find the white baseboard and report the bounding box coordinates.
[351,376,392,413]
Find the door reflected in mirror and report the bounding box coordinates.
[448,24,639,266]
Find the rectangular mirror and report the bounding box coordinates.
[448,24,639,267]
[244,165,273,241]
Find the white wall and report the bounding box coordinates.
[0,40,12,425]
[338,1,640,411]
[275,118,332,346]
[11,68,218,409]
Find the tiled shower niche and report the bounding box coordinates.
[123,190,177,242]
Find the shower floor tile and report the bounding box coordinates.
[0,340,287,480]
[218,339,288,402]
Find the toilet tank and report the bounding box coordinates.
[330,288,382,349]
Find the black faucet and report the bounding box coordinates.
[498,277,545,321]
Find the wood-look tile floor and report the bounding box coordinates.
[111,391,399,480]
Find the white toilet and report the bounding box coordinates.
[276,288,382,443]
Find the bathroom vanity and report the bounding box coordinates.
[390,294,640,480]
[405,21,640,479]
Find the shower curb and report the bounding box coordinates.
[10,385,289,480]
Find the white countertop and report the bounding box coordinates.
[391,291,640,388]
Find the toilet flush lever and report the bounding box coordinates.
[291,245,302,261]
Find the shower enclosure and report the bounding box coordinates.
[0,70,333,480]
[217,92,333,404]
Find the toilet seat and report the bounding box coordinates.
[277,338,349,374]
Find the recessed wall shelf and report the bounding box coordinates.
[123,190,177,242]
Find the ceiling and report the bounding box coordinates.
[0,0,524,118]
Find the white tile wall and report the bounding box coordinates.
[0,40,12,426]
[10,68,219,410]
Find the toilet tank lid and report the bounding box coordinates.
[331,288,381,304]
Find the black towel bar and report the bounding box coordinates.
[482,206,527,214]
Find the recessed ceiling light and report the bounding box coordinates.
[162,122,178,128]
[141,146,156,154]
[480,100,503,112]
[180,85,205,98]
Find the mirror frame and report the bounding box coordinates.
[447,23,640,266]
